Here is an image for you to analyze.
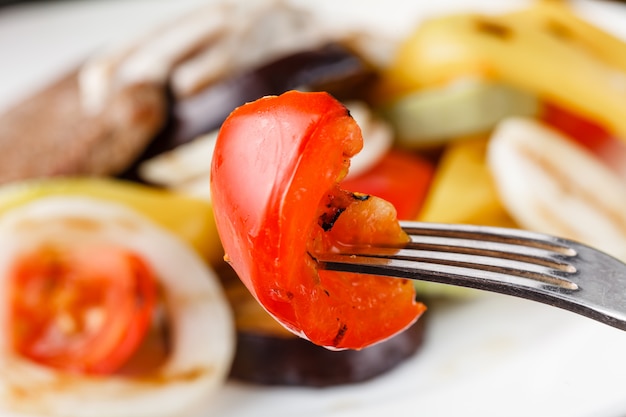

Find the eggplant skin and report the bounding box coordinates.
[229,316,427,387]
[121,43,375,182]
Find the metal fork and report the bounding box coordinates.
[316,221,626,332]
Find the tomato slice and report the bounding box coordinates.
[541,102,626,177]
[341,150,434,220]
[211,90,425,350]
[8,244,157,375]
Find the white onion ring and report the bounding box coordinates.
[0,197,235,417]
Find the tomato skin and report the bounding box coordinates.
[211,91,423,349]
[8,244,157,375]
[341,150,434,220]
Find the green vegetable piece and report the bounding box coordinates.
[382,79,540,147]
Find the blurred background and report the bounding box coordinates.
[2,1,626,417]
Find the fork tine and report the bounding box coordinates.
[329,246,577,288]
[403,235,575,271]
[400,221,576,255]
[316,221,581,291]
[316,221,626,332]
[317,249,579,292]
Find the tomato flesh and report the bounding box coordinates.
[341,150,434,220]
[211,90,425,350]
[8,244,157,375]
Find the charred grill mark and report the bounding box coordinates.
[351,192,370,201]
[518,142,626,235]
[545,19,574,41]
[319,206,346,231]
[135,367,211,385]
[318,191,370,232]
[343,103,352,118]
[475,18,512,39]
[332,322,348,346]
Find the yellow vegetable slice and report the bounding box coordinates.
[0,177,222,265]
[379,2,626,137]
[418,136,516,228]
[512,2,626,72]
[413,136,516,298]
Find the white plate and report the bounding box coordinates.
[2,0,626,416]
